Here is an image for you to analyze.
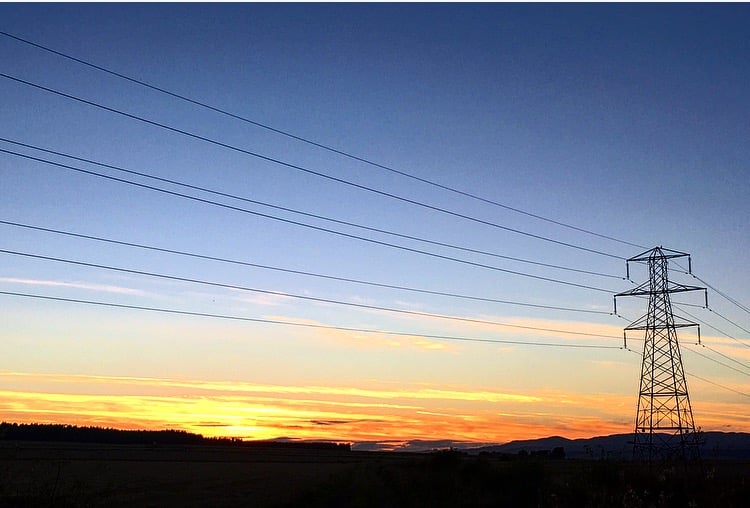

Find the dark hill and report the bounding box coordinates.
[466,432,750,460]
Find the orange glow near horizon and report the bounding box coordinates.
[0,370,624,442]
[3,367,749,448]
[6,369,748,447]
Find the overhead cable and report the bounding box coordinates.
[0,248,621,339]
[0,148,618,294]
[683,345,750,378]
[624,347,750,399]
[706,307,750,337]
[673,304,750,351]
[691,272,750,316]
[698,344,750,375]
[0,72,625,260]
[0,220,613,316]
[674,263,750,317]
[0,30,645,251]
[0,291,622,350]
[687,372,750,400]
[0,138,623,280]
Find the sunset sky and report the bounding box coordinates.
[1,4,749,451]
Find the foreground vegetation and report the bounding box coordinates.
[285,450,750,507]
[2,440,750,507]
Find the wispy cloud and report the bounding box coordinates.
[230,291,293,307]
[0,387,631,444]
[0,277,147,296]
[469,316,623,341]
[0,371,536,404]
[0,370,586,443]
[263,315,455,352]
[337,309,625,345]
[3,370,745,444]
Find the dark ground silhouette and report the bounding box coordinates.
[2,423,750,507]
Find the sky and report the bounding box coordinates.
[1,3,749,451]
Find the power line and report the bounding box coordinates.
[677,268,750,334]
[0,220,613,316]
[687,372,750,400]
[0,30,645,251]
[668,300,707,310]
[707,307,750,337]
[691,272,750,316]
[0,248,622,339]
[0,148,618,294]
[672,305,750,373]
[683,345,750,379]
[673,304,750,351]
[0,72,626,260]
[698,344,750,376]
[0,291,622,350]
[624,347,750,399]
[0,137,623,280]
[673,262,750,319]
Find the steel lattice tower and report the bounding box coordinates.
[614,247,706,462]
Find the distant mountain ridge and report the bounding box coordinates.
[5,422,750,459]
[465,432,750,460]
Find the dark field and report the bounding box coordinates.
[2,441,750,507]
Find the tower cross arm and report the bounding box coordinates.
[613,283,707,314]
[627,247,690,263]
[624,321,700,331]
[615,282,706,298]
[624,246,692,279]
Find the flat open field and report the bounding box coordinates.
[0,441,380,507]
[2,441,750,507]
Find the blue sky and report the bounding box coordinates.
[1,3,749,446]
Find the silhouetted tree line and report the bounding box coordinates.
[0,422,204,445]
[0,422,350,451]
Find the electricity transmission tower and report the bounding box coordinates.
[614,247,707,462]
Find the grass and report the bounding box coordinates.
[2,442,750,507]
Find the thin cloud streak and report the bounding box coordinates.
[0,389,631,443]
[0,371,537,403]
[0,370,643,443]
[0,277,147,296]
[263,315,455,351]
[3,370,748,443]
